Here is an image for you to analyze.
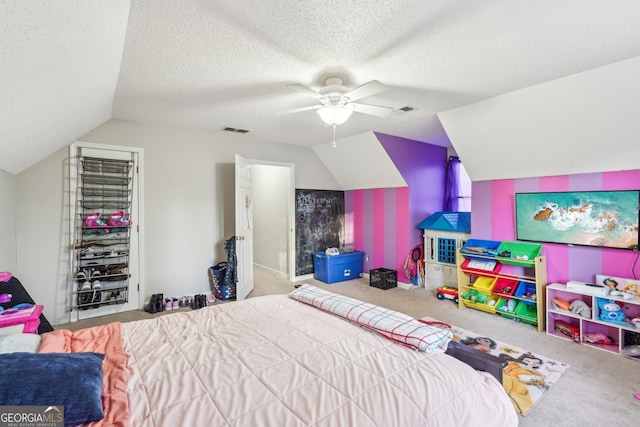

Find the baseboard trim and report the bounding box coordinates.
[254,263,287,278]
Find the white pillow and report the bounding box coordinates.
[0,333,42,353]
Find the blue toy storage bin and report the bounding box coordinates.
[460,239,501,261]
[313,251,364,284]
[515,281,537,305]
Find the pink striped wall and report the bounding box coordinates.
[346,188,411,272]
[345,134,447,279]
[473,169,640,284]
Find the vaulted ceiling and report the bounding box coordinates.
[2,1,640,177]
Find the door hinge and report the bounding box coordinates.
[136,165,139,174]
[137,283,140,291]
[137,225,139,232]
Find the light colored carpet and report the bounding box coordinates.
[56,266,640,425]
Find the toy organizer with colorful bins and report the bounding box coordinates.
[546,274,640,360]
[71,156,134,312]
[457,239,547,332]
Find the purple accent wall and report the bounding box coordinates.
[376,133,447,244]
[345,134,447,281]
[473,169,640,284]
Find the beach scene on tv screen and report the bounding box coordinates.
[516,191,639,250]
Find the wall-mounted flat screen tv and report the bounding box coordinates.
[515,190,639,251]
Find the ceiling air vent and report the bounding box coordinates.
[221,126,250,134]
[398,106,414,112]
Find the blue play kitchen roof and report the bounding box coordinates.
[416,211,471,232]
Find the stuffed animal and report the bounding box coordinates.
[597,299,626,324]
[570,300,591,319]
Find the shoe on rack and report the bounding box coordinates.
[90,270,102,290]
[164,298,173,311]
[108,211,131,227]
[78,291,92,310]
[81,248,95,259]
[179,296,188,307]
[85,212,107,227]
[92,290,102,308]
[172,298,179,310]
[77,270,91,291]
[144,294,158,313]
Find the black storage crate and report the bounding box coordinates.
[370,268,397,290]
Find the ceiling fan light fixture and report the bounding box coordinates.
[316,105,353,125]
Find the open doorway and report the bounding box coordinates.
[237,160,295,283]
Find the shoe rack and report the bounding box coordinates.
[71,157,134,311]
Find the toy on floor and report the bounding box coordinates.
[0,293,12,304]
[436,286,459,304]
[0,272,12,282]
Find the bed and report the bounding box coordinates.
[0,285,517,427]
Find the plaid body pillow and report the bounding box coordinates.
[289,284,451,354]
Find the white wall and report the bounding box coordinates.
[252,164,290,275]
[313,132,407,190]
[439,56,640,181]
[15,119,340,325]
[16,147,69,323]
[0,170,17,273]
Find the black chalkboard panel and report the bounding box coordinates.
[295,189,345,275]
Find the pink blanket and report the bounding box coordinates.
[39,322,129,427]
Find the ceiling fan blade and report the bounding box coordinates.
[349,102,393,118]
[341,80,387,102]
[276,104,322,115]
[285,83,326,101]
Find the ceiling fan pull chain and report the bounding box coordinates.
[332,124,337,148]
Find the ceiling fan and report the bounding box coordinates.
[279,76,394,126]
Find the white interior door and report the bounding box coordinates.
[70,142,143,320]
[235,154,254,300]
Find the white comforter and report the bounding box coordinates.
[123,294,517,426]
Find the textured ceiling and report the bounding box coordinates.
[0,0,130,174]
[2,1,640,175]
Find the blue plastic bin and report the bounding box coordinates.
[313,251,364,284]
[460,239,502,261]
